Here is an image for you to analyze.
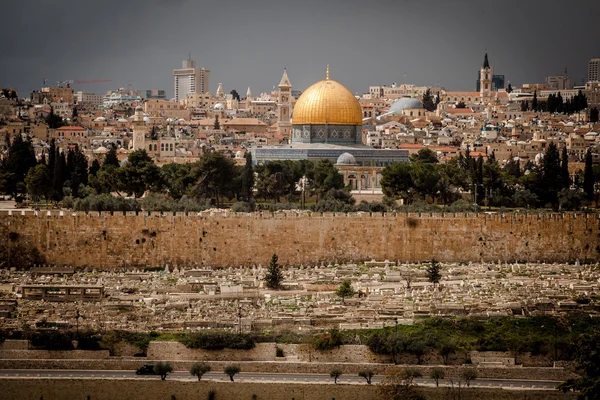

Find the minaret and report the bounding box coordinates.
[480,52,493,102]
[132,106,146,150]
[277,69,292,141]
[216,82,224,98]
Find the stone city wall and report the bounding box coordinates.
[0,378,578,400]
[1,211,598,268]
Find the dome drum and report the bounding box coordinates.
[292,124,361,144]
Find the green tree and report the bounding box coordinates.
[421,89,436,112]
[590,107,599,123]
[583,148,595,201]
[25,164,52,201]
[410,148,438,164]
[459,368,478,387]
[66,146,88,198]
[52,149,67,200]
[160,163,194,200]
[312,159,344,201]
[410,163,440,201]
[540,142,563,208]
[330,368,342,384]
[150,126,158,141]
[240,152,254,201]
[118,149,162,198]
[532,90,538,111]
[214,115,220,130]
[89,159,101,177]
[408,341,428,365]
[429,367,445,387]
[102,145,120,168]
[45,107,64,129]
[189,152,236,206]
[456,101,466,108]
[378,368,425,400]
[5,134,37,195]
[72,106,78,120]
[264,254,283,289]
[381,162,413,202]
[224,365,240,381]
[190,362,211,381]
[336,279,355,302]
[426,259,441,285]
[560,146,570,190]
[558,331,600,399]
[154,362,173,381]
[358,370,374,384]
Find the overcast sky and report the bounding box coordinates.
[1,0,598,98]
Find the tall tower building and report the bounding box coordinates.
[173,58,210,102]
[132,106,146,150]
[277,69,292,141]
[588,58,600,82]
[480,52,493,102]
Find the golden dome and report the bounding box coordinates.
[292,78,362,125]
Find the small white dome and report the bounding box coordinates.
[214,103,225,110]
[94,116,106,122]
[135,105,143,111]
[235,150,244,158]
[143,117,151,123]
[117,118,128,123]
[94,146,108,153]
[336,152,357,166]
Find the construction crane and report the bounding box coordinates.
[56,79,112,88]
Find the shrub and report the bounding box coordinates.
[28,331,74,350]
[231,201,255,212]
[177,331,255,351]
[275,347,285,358]
[73,194,140,212]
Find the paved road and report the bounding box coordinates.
[0,370,561,390]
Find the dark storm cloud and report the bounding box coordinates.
[1,0,598,97]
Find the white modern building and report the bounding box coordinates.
[173,59,210,102]
[589,58,600,83]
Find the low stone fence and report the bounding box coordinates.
[0,359,577,381]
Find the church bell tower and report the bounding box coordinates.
[480,52,493,102]
[277,69,292,142]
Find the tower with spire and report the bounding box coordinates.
[277,69,292,141]
[480,52,493,102]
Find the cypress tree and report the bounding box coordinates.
[264,254,283,290]
[102,145,120,168]
[532,91,538,112]
[583,148,594,201]
[89,159,101,177]
[560,146,570,190]
[240,151,254,201]
[541,142,562,209]
[53,149,67,200]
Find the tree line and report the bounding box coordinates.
[380,144,599,211]
[0,134,361,212]
[521,90,588,114]
[2,132,598,212]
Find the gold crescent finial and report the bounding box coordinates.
[326,64,330,80]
